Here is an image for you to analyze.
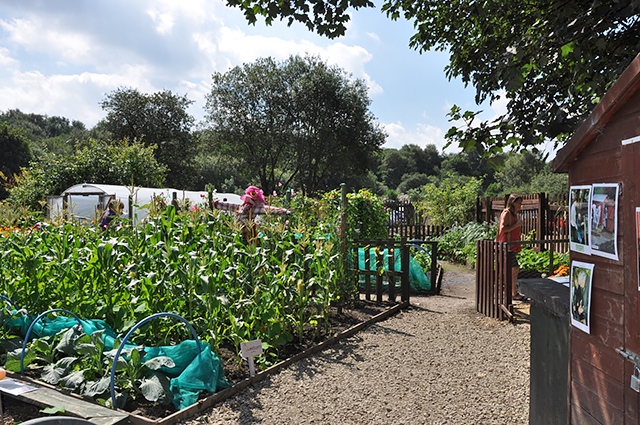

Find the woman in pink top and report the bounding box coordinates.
[497,194,523,301]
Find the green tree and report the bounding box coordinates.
[378,149,415,190]
[99,88,196,188]
[493,151,546,195]
[396,172,430,194]
[418,175,483,227]
[439,149,499,189]
[529,163,568,196]
[399,144,442,176]
[205,54,385,196]
[8,139,166,211]
[0,109,88,157]
[0,123,32,200]
[228,0,640,154]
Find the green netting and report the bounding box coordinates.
[3,312,231,410]
[357,248,431,291]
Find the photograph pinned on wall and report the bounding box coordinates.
[570,261,594,334]
[589,183,619,261]
[636,208,640,291]
[569,185,592,254]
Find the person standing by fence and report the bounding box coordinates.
[496,194,524,301]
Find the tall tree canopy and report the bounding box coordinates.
[8,139,166,210]
[227,0,640,155]
[205,54,386,196]
[99,88,196,188]
[0,123,32,200]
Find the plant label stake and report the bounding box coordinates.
[240,340,263,377]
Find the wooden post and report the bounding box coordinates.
[430,241,438,294]
[63,194,68,221]
[128,195,133,223]
[387,241,396,303]
[172,192,179,209]
[401,238,410,303]
[364,246,371,301]
[339,183,348,313]
[538,192,547,251]
[375,240,384,304]
[485,197,492,223]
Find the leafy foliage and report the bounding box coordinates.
[205,54,386,196]
[437,222,496,267]
[0,109,88,157]
[7,139,166,211]
[417,175,482,227]
[224,0,375,38]
[321,188,388,240]
[99,88,196,189]
[0,123,32,200]
[0,192,354,375]
[517,249,569,276]
[382,0,640,154]
[227,0,640,154]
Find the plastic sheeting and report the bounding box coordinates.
[4,311,231,410]
[357,248,431,291]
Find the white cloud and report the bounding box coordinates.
[0,46,17,67]
[146,9,175,35]
[366,32,380,42]
[0,68,156,126]
[382,121,459,153]
[1,17,94,64]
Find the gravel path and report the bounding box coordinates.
[181,263,531,425]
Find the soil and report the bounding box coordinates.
[0,299,393,424]
[1,397,42,425]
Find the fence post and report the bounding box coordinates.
[538,192,547,251]
[375,239,384,303]
[387,240,396,302]
[401,238,410,303]
[128,195,133,222]
[430,242,438,293]
[172,192,179,209]
[339,183,348,313]
[485,197,492,223]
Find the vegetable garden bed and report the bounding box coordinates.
[2,299,398,425]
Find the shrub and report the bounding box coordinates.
[437,221,496,267]
[417,175,482,227]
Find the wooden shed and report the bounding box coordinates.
[552,52,640,424]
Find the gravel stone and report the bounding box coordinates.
[180,263,530,425]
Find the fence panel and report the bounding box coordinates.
[351,238,443,303]
[352,238,410,304]
[476,240,513,321]
[477,193,569,253]
[476,238,569,321]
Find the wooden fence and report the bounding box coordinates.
[352,238,443,305]
[476,193,569,252]
[476,238,569,321]
[384,199,447,240]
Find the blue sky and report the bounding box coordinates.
[0,0,508,153]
